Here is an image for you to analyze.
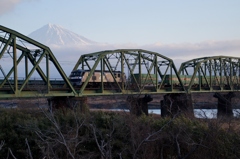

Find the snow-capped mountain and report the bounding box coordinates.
[28,23,97,46]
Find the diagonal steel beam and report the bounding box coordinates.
[78,56,101,94]
[103,58,122,91]
[0,34,13,59]
[19,50,46,91]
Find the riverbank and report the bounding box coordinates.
[0,92,240,110]
[87,93,240,109]
[0,108,240,158]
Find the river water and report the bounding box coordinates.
[1,102,239,119]
[113,109,240,119]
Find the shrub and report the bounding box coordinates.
[0,109,240,158]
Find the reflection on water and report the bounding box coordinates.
[194,109,217,118]
[114,109,240,119]
[150,109,240,118]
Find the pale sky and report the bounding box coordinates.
[0,0,240,60]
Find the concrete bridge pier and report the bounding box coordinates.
[160,93,194,117]
[48,97,89,113]
[213,92,235,118]
[48,97,71,111]
[127,95,153,116]
[72,97,89,113]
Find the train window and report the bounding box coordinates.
[71,71,83,76]
[73,72,79,76]
[92,75,96,80]
[118,73,120,78]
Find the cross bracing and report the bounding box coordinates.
[0,25,76,98]
[178,56,240,93]
[72,49,186,95]
[1,25,240,98]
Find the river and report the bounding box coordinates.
[113,109,240,119]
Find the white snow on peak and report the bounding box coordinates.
[28,23,97,46]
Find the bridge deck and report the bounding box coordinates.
[0,25,239,99]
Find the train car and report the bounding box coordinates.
[162,75,180,86]
[200,76,240,87]
[163,75,238,87]
[69,69,240,89]
[131,74,158,86]
[200,76,218,86]
[69,69,126,87]
[162,75,198,86]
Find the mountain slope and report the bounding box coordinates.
[28,23,97,46]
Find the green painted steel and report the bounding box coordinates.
[1,25,240,99]
[162,75,193,86]
[0,25,77,98]
[131,73,157,85]
[71,49,186,95]
[178,56,240,93]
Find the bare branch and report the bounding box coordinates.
[133,113,178,159]
[0,140,4,151]
[90,124,106,159]
[25,138,33,159]
[8,148,17,159]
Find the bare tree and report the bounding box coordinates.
[132,113,178,159]
[7,148,17,159]
[0,140,4,151]
[25,138,33,159]
[34,105,86,159]
[169,125,209,159]
[90,123,114,159]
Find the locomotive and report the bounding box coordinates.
[69,69,126,87]
[69,69,159,88]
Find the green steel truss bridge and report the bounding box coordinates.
[179,56,240,93]
[0,25,239,99]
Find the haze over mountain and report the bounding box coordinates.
[28,23,97,46]
[27,23,112,77]
[24,23,240,78]
[27,23,240,67]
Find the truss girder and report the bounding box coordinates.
[0,25,76,98]
[178,56,240,92]
[72,49,185,95]
[5,25,240,98]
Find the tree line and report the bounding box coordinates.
[0,107,240,159]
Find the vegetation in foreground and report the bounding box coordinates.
[0,108,240,159]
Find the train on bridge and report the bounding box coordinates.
[69,69,239,89]
[69,69,126,87]
[163,75,239,87]
[0,24,240,98]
